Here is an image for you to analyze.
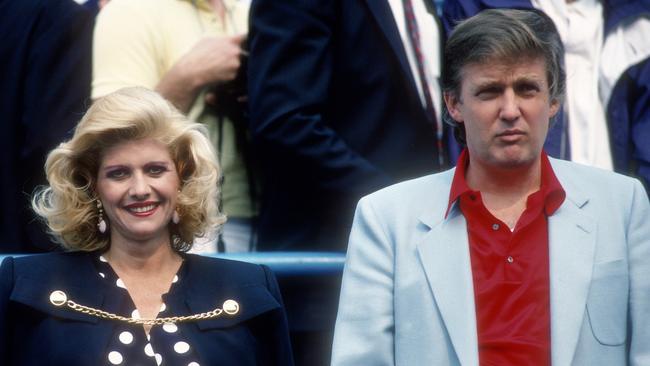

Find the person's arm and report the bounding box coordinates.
[93,0,244,112]
[248,0,391,195]
[155,34,245,113]
[627,179,650,365]
[331,197,395,366]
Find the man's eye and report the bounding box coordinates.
[517,84,540,96]
[477,88,499,98]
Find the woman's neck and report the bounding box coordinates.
[104,235,181,275]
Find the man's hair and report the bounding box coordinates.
[32,87,225,252]
[442,8,566,144]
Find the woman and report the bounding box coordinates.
[0,87,293,366]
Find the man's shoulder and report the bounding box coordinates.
[550,158,640,188]
[358,169,455,216]
[549,158,647,206]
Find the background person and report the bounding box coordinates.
[248,0,455,253]
[93,0,256,252]
[332,9,650,365]
[0,87,293,366]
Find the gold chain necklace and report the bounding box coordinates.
[49,290,239,326]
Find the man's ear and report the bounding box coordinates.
[443,92,463,123]
[549,98,560,118]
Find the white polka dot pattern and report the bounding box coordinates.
[174,341,190,354]
[163,323,178,333]
[95,254,199,366]
[118,331,133,345]
[144,343,155,357]
[108,351,123,365]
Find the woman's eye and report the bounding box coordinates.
[148,166,166,175]
[107,169,127,179]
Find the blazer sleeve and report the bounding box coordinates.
[247,0,391,195]
[627,179,650,365]
[331,197,395,366]
[0,257,15,363]
[261,265,295,366]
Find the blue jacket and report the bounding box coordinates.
[332,158,650,365]
[442,0,650,190]
[0,252,294,365]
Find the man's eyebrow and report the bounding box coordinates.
[473,80,503,90]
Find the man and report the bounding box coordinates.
[93,0,255,252]
[332,9,650,366]
[248,0,455,251]
[443,0,650,190]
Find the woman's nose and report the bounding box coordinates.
[129,172,151,199]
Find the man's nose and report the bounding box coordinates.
[499,89,521,122]
[129,172,151,199]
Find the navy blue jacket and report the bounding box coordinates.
[0,252,294,365]
[248,0,451,251]
[0,0,94,253]
[442,0,650,190]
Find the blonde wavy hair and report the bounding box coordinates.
[32,87,225,252]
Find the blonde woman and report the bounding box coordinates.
[0,87,293,366]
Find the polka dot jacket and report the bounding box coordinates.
[0,251,294,366]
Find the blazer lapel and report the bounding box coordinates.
[363,0,420,96]
[416,206,479,366]
[548,181,596,366]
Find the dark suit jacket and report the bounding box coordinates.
[0,252,294,365]
[0,0,94,253]
[248,0,450,251]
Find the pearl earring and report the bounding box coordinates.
[172,210,180,225]
[97,199,107,234]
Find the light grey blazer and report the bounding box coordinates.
[331,158,650,366]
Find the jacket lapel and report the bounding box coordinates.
[416,204,479,366]
[548,166,595,366]
[363,0,420,97]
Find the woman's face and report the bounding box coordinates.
[96,138,180,244]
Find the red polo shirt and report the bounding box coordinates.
[446,149,566,366]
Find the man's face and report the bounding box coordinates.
[444,58,559,170]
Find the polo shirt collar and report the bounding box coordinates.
[445,148,566,218]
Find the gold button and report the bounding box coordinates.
[222,299,239,315]
[49,290,67,306]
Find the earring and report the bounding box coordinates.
[172,210,180,225]
[97,199,107,234]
